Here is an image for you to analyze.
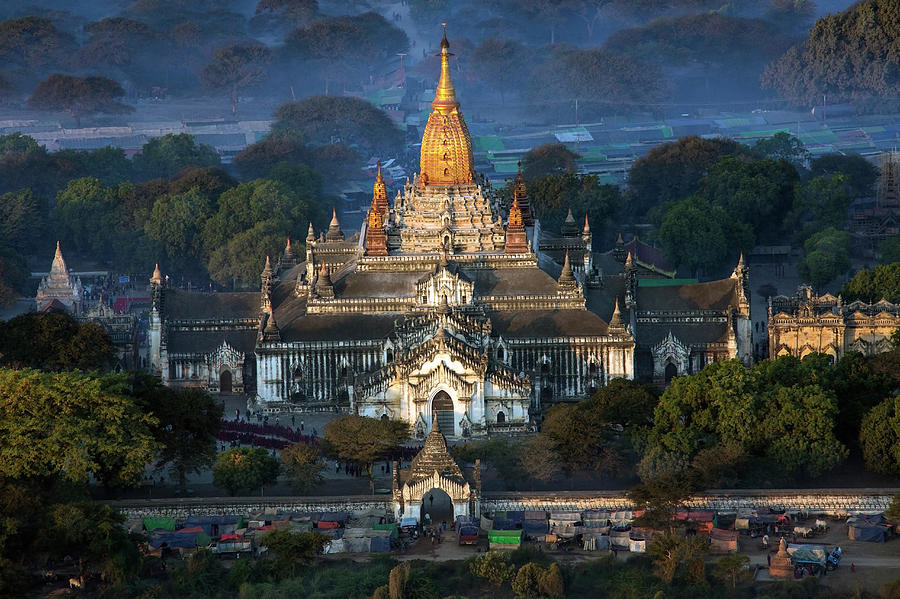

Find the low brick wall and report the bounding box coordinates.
[482,489,899,515]
[103,496,391,520]
[103,489,899,520]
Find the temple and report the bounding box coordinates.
[147,30,752,436]
[35,241,83,314]
[768,285,900,359]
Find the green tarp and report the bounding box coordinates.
[373,523,398,538]
[489,530,523,543]
[144,517,176,531]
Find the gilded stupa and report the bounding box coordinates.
[392,27,503,253]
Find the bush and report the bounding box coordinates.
[470,552,514,586]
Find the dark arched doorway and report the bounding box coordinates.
[220,369,233,393]
[664,363,677,384]
[432,391,455,435]
[421,487,453,530]
[496,411,505,424]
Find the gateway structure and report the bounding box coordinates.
[148,31,752,437]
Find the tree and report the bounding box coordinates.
[529,47,668,122]
[797,227,850,289]
[0,368,158,485]
[35,503,142,584]
[523,402,622,482]
[54,177,120,256]
[273,96,403,156]
[255,0,319,27]
[280,443,324,494]
[0,189,41,254]
[136,382,222,491]
[789,175,852,243]
[626,136,753,220]
[0,312,116,372]
[658,195,753,277]
[809,154,878,199]
[642,358,848,484]
[202,44,271,115]
[323,415,407,492]
[859,397,900,476]
[647,533,708,584]
[134,133,220,180]
[842,263,900,304]
[144,188,214,270]
[518,172,621,235]
[0,249,27,307]
[539,562,565,598]
[753,132,808,165]
[628,475,697,533]
[521,143,579,180]
[232,130,311,180]
[879,236,900,265]
[470,551,515,586]
[28,74,133,126]
[589,378,658,435]
[286,13,408,95]
[696,156,800,243]
[714,553,750,589]
[212,447,280,496]
[512,562,545,598]
[762,0,900,106]
[259,529,328,576]
[470,39,531,104]
[0,17,77,86]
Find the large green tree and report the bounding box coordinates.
[28,74,133,126]
[842,262,900,304]
[762,0,900,107]
[212,447,280,496]
[658,195,753,277]
[518,172,621,235]
[0,312,116,372]
[273,96,403,156]
[323,415,408,492]
[0,368,158,485]
[521,143,579,180]
[859,396,900,476]
[133,133,220,180]
[797,227,851,290]
[642,358,848,484]
[625,136,753,220]
[470,38,531,104]
[201,44,271,115]
[280,442,324,494]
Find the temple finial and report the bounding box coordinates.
[432,26,458,113]
[151,263,162,284]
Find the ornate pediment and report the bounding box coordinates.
[210,339,244,371]
[652,330,690,362]
[416,265,474,307]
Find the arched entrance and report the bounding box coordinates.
[220,369,233,393]
[421,487,453,529]
[432,391,455,435]
[664,362,677,384]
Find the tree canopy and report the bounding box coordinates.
[323,415,407,491]
[0,368,159,486]
[0,312,116,372]
[642,358,848,484]
[762,0,900,106]
[272,96,404,156]
[212,447,280,496]
[28,74,133,126]
[841,262,900,304]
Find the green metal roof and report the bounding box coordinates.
[475,135,505,153]
[638,278,698,287]
[799,130,838,143]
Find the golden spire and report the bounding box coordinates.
[419,26,474,186]
[509,196,523,228]
[431,24,459,114]
[151,263,162,284]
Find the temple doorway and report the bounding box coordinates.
[421,487,453,530]
[220,369,233,393]
[432,391,455,435]
[664,363,677,384]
